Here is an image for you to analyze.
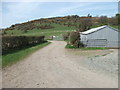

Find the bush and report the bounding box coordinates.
[39,25,54,29]
[2,36,45,54]
[69,31,80,48]
[65,31,84,48]
[63,32,70,40]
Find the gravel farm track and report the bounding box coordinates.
[2,41,118,88]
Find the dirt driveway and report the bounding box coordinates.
[2,41,118,88]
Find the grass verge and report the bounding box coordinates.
[80,47,109,50]
[2,41,51,67]
[65,44,108,50]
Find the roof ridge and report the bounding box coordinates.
[81,25,106,35]
[81,25,120,35]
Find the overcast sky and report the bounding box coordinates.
[1,1,118,28]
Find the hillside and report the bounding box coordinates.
[2,14,120,39]
[5,24,76,39]
[3,16,80,39]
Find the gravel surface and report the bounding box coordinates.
[66,49,118,76]
[2,41,118,88]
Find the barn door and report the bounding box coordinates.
[86,39,107,47]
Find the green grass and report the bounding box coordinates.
[65,44,108,50]
[80,47,109,50]
[2,42,51,67]
[5,23,76,39]
[109,25,120,30]
[91,24,120,30]
[65,44,77,49]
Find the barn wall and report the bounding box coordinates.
[80,27,120,48]
[80,34,87,45]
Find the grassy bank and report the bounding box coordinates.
[2,42,51,67]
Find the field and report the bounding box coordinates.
[5,23,76,39]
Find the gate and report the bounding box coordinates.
[53,36,64,41]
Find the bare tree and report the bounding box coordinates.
[79,17,92,32]
[99,16,108,25]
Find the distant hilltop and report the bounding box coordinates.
[3,14,120,31]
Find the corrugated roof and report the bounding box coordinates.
[80,25,107,35]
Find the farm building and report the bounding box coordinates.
[80,25,120,48]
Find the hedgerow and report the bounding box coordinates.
[2,36,45,54]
